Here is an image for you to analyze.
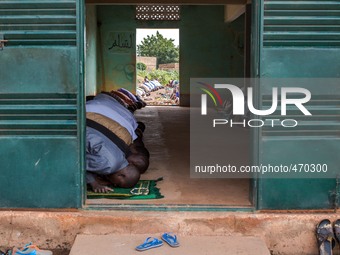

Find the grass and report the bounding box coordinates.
[137,69,179,85]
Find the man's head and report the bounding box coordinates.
[127,153,149,174]
[106,163,140,188]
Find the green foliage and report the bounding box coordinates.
[136,62,147,71]
[137,31,179,65]
[138,69,179,85]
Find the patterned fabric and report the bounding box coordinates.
[118,88,138,102]
[111,90,135,105]
[93,93,138,130]
[86,100,138,140]
[104,92,129,108]
[86,112,132,146]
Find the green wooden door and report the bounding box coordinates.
[0,0,84,208]
[254,0,340,209]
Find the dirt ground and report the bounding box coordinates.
[1,247,69,255]
[140,87,179,106]
[51,249,69,255]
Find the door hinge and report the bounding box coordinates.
[80,61,83,74]
[0,34,8,50]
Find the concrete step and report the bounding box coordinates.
[69,234,271,255]
[2,210,340,254]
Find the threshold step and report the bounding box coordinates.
[69,234,270,255]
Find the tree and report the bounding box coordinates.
[136,62,147,71]
[137,31,179,65]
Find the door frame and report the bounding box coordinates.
[81,1,259,211]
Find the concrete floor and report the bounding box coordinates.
[87,106,251,206]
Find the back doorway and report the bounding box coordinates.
[136,29,180,106]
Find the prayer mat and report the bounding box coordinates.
[87,178,164,200]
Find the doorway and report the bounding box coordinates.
[84,4,253,209]
[136,29,180,106]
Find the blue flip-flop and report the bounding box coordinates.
[135,237,163,251]
[161,232,180,247]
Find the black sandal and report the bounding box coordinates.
[0,250,10,255]
[316,219,336,255]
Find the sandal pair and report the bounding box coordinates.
[316,219,340,255]
[136,233,180,251]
